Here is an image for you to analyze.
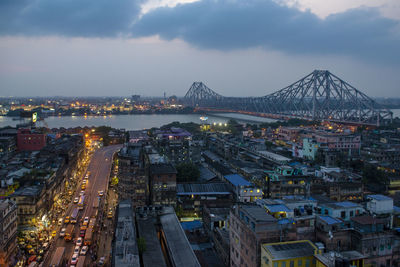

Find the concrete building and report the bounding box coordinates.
[230,204,294,267]
[176,183,233,213]
[224,174,263,202]
[17,128,46,151]
[149,162,177,206]
[118,143,148,206]
[316,201,365,223]
[0,200,18,267]
[113,200,140,267]
[365,194,393,215]
[350,215,398,266]
[10,185,45,226]
[261,240,320,267]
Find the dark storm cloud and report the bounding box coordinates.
[0,0,399,64]
[132,0,400,64]
[0,0,142,37]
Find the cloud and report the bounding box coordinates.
[132,0,400,64]
[0,0,399,64]
[0,0,143,37]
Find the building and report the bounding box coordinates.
[176,183,233,213]
[365,194,393,215]
[302,138,319,160]
[118,143,148,206]
[261,240,320,267]
[113,200,140,267]
[350,216,397,266]
[0,200,18,267]
[224,174,263,202]
[265,166,311,199]
[230,204,294,267]
[159,207,201,267]
[10,185,45,226]
[16,128,46,151]
[315,215,351,252]
[316,201,364,223]
[0,136,16,158]
[149,162,177,206]
[315,251,365,267]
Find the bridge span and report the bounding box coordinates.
[183,70,393,126]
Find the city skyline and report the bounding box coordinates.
[0,0,399,98]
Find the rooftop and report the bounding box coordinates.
[159,210,200,267]
[224,174,252,187]
[366,194,393,201]
[318,215,342,225]
[264,204,292,213]
[263,240,317,260]
[176,183,231,195]
[12,185,44,197]
[150,163,177,175]
[240,205,276,223]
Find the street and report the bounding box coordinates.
[43,144,121,267]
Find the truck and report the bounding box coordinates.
[64,224,74,241]
[83,229,93,246]
[49,247,65,267]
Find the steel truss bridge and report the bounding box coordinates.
[184,70,393,126]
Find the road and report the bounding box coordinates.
[44,145,121,266]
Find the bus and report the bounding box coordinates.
[50,247,65,267]
[64,225,74,241]
[70,208,79,224]
[78,195,85,210]
[93,197,99,209]
[84,229,93,246]
[76,256,86,267]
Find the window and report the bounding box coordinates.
[298,260,302,266]
[281,262,286,267]
[290,261,294,267]
[380,245,384,251]
[274,263,278,267]
[350,211,354,217]
[341,211,346,218]
[305,259,310,267]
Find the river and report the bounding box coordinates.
[1,109,399,130]
[0,113,277,130]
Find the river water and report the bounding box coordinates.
[0,113,277,130]
[1,109,398,130]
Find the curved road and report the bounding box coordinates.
[44,145,121,266]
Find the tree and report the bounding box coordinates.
[227,119,243,135]
[176,162,200,183]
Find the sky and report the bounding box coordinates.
[0,0,399,98]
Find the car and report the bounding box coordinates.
[73,246,80,255]
[42,242,49,250]
[26,244,33,249]
[73,197,79,204]
[83,217,89,226]
[76,237,83,246]
[80,229,86,237]
[79,190,85,196]
[71,253,79,265]
[28,249,35,255]
[80,246,88,255]
[81,185,86,190]
[51,231,57,237]
[68,190,73,196]
[98,256,105,266]
[60,228,66,237]
[58,218,63,225]
[64,216,70,224]
[98,190,104,197]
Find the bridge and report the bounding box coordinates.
[183,70,393,126]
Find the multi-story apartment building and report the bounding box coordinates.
[350,215,398,266]
[0,200,17,267]
[118,143,148,206]
[10,185,45,226]
[230,204,295,267]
